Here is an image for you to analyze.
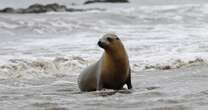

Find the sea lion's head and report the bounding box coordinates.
[97,33,123,52]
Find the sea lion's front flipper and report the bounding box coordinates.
[126,68,132,89]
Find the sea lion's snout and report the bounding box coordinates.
[98,35,113,48]
[97,40,106,48]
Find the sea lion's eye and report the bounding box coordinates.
[107,37,113,42]
[115,37,119,40]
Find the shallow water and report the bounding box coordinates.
[0,1,208,110]
[1,65,208,110]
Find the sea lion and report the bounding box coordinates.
[78,33,132,91]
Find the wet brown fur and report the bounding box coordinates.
[78,34,132,91]
[100,36,130,89]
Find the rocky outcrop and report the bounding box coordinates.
[0,7,16,13]
[24,3,67,13]
[84,0,129,4]
[0,3,105,14]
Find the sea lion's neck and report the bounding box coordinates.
[103,48,129,68]
[101,50,129,79]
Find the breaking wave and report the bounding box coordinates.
[0,56,207,79]
[142,58,208,70]
[0,56,88,79]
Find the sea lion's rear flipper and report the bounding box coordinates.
[126,68,132,89]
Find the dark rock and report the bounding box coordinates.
[45,3,67,12]
[0,7,15,13]
[25,4,47,13]
[28,4,45,10]
[84,0,129,4]
[0,3,67,14]
[24,3,67,13]
[0,3,105,14]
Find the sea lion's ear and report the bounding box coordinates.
[115,37,119,40]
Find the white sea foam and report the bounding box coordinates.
[0,56,88,79]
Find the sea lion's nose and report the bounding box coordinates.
[97,41,103,47]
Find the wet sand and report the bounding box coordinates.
[0,64,208,110]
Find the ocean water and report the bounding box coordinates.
[0,1,208,110]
